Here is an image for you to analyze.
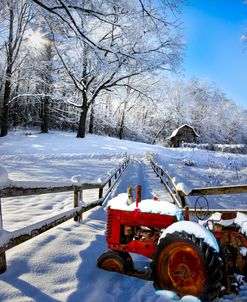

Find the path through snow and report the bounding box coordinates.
[109,158,173,202]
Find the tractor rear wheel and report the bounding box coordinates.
[152,231,223,301]
[97,250,133,273]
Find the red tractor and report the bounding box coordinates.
[97,185,247,301]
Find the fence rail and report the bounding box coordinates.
[150,159,247,214]
[178,184,247,196]
[150,159,182,207]
[0,157,129,273]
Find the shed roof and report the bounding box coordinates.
[167,124,199,139]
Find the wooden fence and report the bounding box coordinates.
[150,159,182,207]
[0,157,129,273]
[150,159,247,215]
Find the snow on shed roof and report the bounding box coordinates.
[167,124,199,139]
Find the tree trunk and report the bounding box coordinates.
[41,96,49,133]
[40,37,52,133]
[118,102,127,140]
[77,43,89,138]
[77,107,88,138]
[0,6,14,137]
[119,111,125,140]
[0,78,11,137]
[89,102,94,134]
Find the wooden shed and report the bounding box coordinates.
[168,124,199,148]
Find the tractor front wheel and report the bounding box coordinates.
[152,231,223,301]
[97,250,133,273]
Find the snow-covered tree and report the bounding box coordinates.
[31,0,185,138]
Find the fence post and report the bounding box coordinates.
[74,189,79,222]
[0,198,7,273]
[179,194,186,208]
[79,189,83,221]
[99,187,103,199]
[79,189,83,201]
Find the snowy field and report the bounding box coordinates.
[0,131,247,302]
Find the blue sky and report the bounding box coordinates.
[182,0,247,108]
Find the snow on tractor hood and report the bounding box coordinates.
[105,193,183,221]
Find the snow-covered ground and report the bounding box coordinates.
[0,131,247,302]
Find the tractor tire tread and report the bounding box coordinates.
[152,231,223,301]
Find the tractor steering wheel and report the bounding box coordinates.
[194,195,210,220]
